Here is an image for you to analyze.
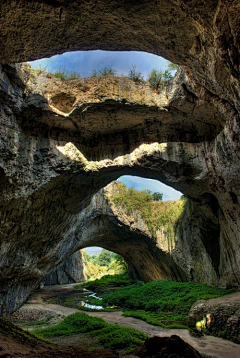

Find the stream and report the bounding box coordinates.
[14,283,240,358]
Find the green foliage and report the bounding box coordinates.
[110,182,185,245]
[112,183,152,214]
[80,274,134,291]
[52,67,81,80]
[34,312,147,354]
[34,65,47,74]
[147,68,173,91]
[128,65,144,83]
[92,67,117,77]
[148,69,164,91]
[101,280,234,329]
[113,253,128,272]
[84,249,128,279]
[90,324,148,354]
[123,311,188,330]
[34,312,108,337]
[167,62,179,71]
[152,192,163,201]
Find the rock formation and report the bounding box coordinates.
[43,251,85,286]
[74,182,222,285]
[189,293,240,344]
[0,1,239,314]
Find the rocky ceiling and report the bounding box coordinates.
[0,0,239,314]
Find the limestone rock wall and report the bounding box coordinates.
[0,63,239,315]
[0,0,239,314]
[43,251,86,286]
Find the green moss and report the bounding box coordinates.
[34,312,147,354]
[100,280,234,330]
[78,274,134,291]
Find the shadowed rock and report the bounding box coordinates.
[0,1,239,315]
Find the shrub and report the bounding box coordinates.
[128,65,144,83]
[52,67,81,80]
[34,65,47,74]
[92,67,117,77]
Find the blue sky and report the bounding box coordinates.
[30,50,170,79]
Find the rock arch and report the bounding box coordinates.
[0,1,239,314]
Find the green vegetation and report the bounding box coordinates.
[83,249,128,280]
[152,192,163,201]
[167,62,180,71]
[110,182,185,247]
[80,274,134,291]
[34,312,148,354]
[123,310,188,329]
[148,69,172,91]
[34,65,47,74]
[32,65,81,80]
[52,68,81,80]
[100,279,234,329]
[92,67,117,77]
[128,65,144,83]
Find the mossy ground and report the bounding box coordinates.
[33,312,148,354]
[78,274,134,291]
[100,278,234,330]
[58,275,234,331]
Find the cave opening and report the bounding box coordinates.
[1,2,239,355]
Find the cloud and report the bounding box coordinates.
[117,176,182,201]
[30,50,170,78]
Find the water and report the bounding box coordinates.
[78,291,104,310]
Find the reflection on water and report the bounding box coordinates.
[78,291,104,310]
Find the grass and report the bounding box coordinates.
[123,310,189,330]
[53,68,81,80]
[109,182,186,245]
[78,274,134,291]
[34,312,148,354]
[101,279,234,329]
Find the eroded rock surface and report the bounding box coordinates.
[189,292,240,344]
[0,62,239,315]
[43,251,86,286]
[0,0,239,315]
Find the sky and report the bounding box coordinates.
[31,50,181,246]
[118,176,182,201]
[30,50,170,79]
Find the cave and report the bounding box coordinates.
[0,1,239,320]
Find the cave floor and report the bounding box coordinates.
[9,284,240,358]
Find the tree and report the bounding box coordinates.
[148,69,163,91]
[167,62,179,72]
[152,192,163,201]
[128,65,144,83]
[98,250,114,266]
[162,69,172,82]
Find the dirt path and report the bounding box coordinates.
[17,285,240,358]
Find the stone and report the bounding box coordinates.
[189,293,240,344]
[43,251,86,286]
[0,1,239,315]
[135,335,203,358]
